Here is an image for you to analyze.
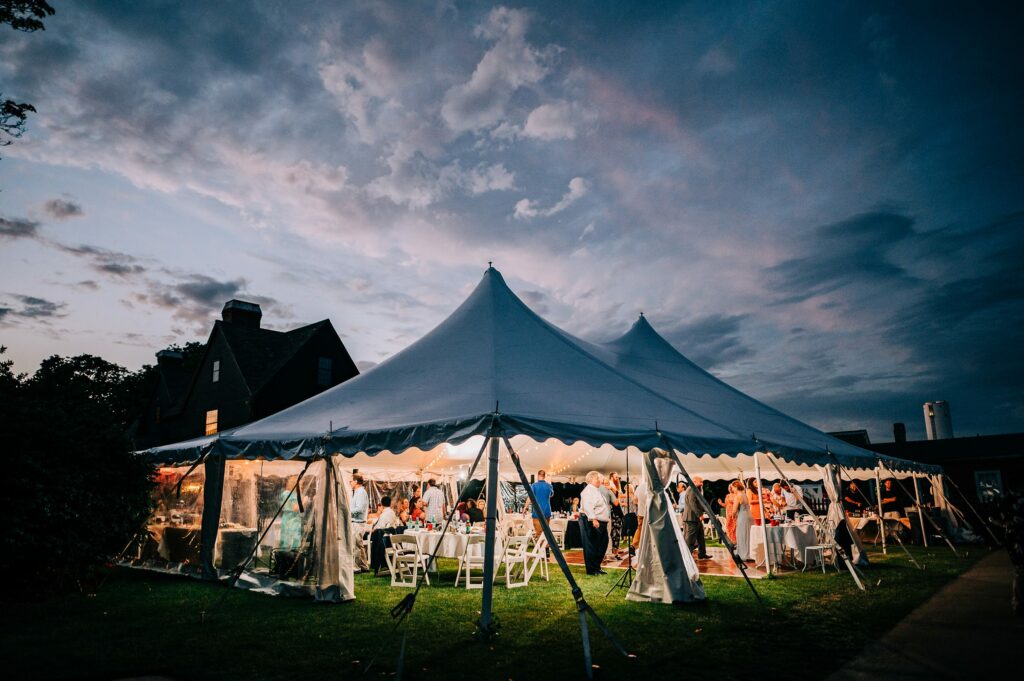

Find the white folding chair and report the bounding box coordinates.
[803,520,838,573]
[548,517,567,549]
[454,534,488,589]
[525,533,550,583]
[500,535,531,588]
[387,535,431,587]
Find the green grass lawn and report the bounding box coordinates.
[1,546,986,681]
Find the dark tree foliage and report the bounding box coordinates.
[1,1,55,155]
[0,347,154,597]
[0,0,54,31]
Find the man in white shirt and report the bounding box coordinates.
[579,471,611,575]
[422,478,446,523]
[350,474,369,523]
[372,496,400,531]
[782,482,802,520]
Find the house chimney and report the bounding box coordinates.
[893,422,906,444]
[155,349,184,366]
[221,300,262,328]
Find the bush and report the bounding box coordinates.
[0,349,153,596]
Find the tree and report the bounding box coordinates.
[1,1,55,156]
[0,348,154,596]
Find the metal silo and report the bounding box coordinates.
[923,401,954,440]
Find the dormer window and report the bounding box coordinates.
[212,360,221,383]
[317,357,332,386]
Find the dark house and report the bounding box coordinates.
[867,431,1024,505]
[134,299,359,448]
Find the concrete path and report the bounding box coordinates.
[829,551,1022,680]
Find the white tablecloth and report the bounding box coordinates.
[749,523,817,568]
[401,530,492,571]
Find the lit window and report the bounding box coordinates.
[205,409,218,436]
[212,360,220,383]
[317,357,333,386]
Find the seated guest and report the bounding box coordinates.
[396,499,411,526]
[411,499,427,522]
[570,497,580,514]
[455,500,468,521]
[372,496,400,531]
[465,498,484,523]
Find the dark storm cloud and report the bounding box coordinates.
[42,198,84,219]
[0,216,40,239]
[58,244,147,278]
[767,211,916,304]
[0,294,67,325]
[132,274,289,328]
[661,314,753,370]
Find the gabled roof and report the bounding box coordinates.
[218,319,332,395]
[144,267,937,477]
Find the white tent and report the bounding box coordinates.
[137,266,943,609]
[144,267,938,482]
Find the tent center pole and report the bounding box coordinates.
[479,436,501,634]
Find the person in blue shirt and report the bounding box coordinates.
[529,469,554,538]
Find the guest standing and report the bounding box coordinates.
[606,472,624,556]
[530,469,554,538]
[422,478,446,523]
[579,471,611,575]
[350,474,369,523]
[725,481,739,543]
[682,476,711,559]
[731,482,752,561]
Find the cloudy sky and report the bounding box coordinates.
[2,1,1022,441]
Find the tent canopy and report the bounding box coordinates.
[142,267,938,479]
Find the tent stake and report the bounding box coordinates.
[658,434,766,610]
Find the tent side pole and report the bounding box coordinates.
[479,436,501,634]
[912,473,928,547]
[765,454,864,590]
[875,466,888,555]
[753,453,773,575]
[881,463,960,557]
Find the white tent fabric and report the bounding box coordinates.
[628,453,705,603]
[141,267,938,483]
[822,463,868,565]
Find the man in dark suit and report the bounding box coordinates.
[682,476,710,559]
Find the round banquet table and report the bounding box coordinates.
[563,518,583,549]
[748,522,818,569]
[400,529,491,571]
